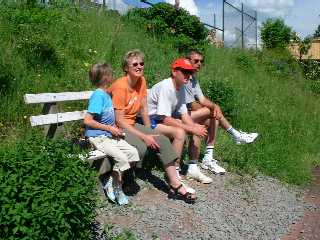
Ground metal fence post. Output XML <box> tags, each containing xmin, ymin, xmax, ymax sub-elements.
<box><xmin>241</xmin><ymin>3</ymin><xmax>244</xmax><ymax>49</ymax></box>
<box><xmin>255</xmin><ymin>10</ymin><xmax>258</xmax><ymax>52</ymax></box>
<box><xmin>222</xmin><ymin>0</ymin><xmax>225</xmax><ymax>43</ymax></box>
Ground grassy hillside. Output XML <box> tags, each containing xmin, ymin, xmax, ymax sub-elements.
<box><xmin>1</xmin><ymin>3</ymin><xmax>319</xmax><ymax>186</ymax></box>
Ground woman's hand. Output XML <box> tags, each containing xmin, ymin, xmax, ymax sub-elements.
<box><xmin>108</xmin><ymin>126</ymin><xmax>124</xmax><ymax>137</ymax></box>
<box><xmin>142</xmin><ymin>134</ymin><xmax>160</xmax><ymax>150</ymax></box>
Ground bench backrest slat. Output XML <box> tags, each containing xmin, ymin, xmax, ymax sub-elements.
<box><xmin>30</xmin><ymin>110</ymin><xmax>87</xmax><ymax>126</ymax></box>
<box><xmin>24</xmin><ymin>91</ymin><xmax>93</xmax><ymax>104</ymax></box>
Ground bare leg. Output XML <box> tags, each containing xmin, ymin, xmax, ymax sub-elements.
<box><xmin>155</xmin><ymin>124</ymin><xmax>186</xmax><ymax>157</ymax></box>
<box><xmin>164</xmin><ymin>161</ymin><xmax>196</xmax><ymax>197</ymax></box>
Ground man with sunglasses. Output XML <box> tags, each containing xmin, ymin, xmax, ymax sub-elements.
<box><xmin>147</xmin><ymin>58</ymin><xmax>213</xmax><ymax>184</ymax></box>
<box><xmin>185</xmin><ymin>50</ymin><xmax>259</xmax><ymax>174</ymax></box>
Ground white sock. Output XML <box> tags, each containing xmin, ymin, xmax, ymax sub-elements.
<box><xmin>227</xmin><ymin>126</ymin><xmax>241</xmax><ymax>138</ymax></box>
<box><xmin>204</xmin><ymin>145</ymin><xmax>214</xmax><ymax>160</ymax></box>
<box><xmin>188</xmin><ymin>162</ymin><xmax>198</xmax><ymax>170</ymax></box>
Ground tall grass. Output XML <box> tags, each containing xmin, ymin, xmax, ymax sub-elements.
<box><xmin>0</xmin><ymin>4</ymin><xmax>319</xmax><ymax>185</ymax></box>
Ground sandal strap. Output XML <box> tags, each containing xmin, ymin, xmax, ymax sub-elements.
<box><xmin>170</xmin><ymin>184</ymin><xmax>183</xmax><ymax>193</ymax></box>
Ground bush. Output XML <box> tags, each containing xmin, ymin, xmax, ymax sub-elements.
<box><xmin>258</xmin><ymin>49</ymin><xmax>300</xmax><ymax>80</ymax></box>
<box><xmin>235</xmin><ymin>52</ymin><xmax>256</xmax><ymax>72</ymax></box>
<box><xmin>0</xmin><ymin>133</ymin><xmax>98</xmax><ymax>239</ymax></box>
<box><xmin>125</xmin><ymin>3</ymin><xmax>209</xmax><ymax>52</ymax></box>
<box><xmin>260</xmin><ymin>18</ymin><xmax>292</xmax><ymax>49</ymax></box>
<box><xmin>200</xmin><ymin>79</ymin><xmax>236</xmax><ymax>119</ymax></box>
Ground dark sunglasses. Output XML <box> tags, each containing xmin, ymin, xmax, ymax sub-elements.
<box><xmin>192</xmin><ymin>59</ymin><xmax>204</xmax><ymax>64</ymax></box>
<box><xmin>176</xmin><ymin>68</ymin><xmax>193</xmax><ymax>75</ymax></box>
<box><xmin>131</xmin><ymin>62</ymin><xmax>144</xmax><ymax>67</ymax></box>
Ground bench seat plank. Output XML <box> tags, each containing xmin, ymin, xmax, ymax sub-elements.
<box><xmin>24</xmin><ymin>91</ymin><xmax>93</xmax><ymax>104</ymax></box>
<box><xmin>30</xmin><ymin>110</ymin><xmax>87</xmax><ymax>126</ymax></box>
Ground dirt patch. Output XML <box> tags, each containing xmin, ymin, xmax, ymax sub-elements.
<box><xmin>281</xmin><ymin>167</ymin><xmax>320</xmax><ymax>240</ymax></box>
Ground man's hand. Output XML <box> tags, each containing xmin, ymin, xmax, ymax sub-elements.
<box><xmin>191</xmin><ymin>124</ymin><xmax>207</xmax><ymax>138</ymax></box>
<box><xmin>211</xmin><ymin>104</ymin><xmax>223</xmax><ymax>120</ymax></box>
<box><xmin>142</xmin><ymin>134</ymin><xmax>160</xmax><ymax>150</ymax></box>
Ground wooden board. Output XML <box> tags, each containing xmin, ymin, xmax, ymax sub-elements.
<box><xmin>30</xmin><ymin>110</ymin><xmax>87</xmax><ymax>126</ymax></box>
<box><xmin>24</xmin><ymin>91</ymin><xmax>93</xmax><ymax>104</ymax></box>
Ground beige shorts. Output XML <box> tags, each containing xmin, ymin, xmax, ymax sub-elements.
<box><xmin>89</xmin><ymin>136</ymin><xmax>140</xmax><ymax>172</ymax></box>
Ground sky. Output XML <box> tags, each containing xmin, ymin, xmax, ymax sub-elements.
<box><xmin>95</xmin><ymin>0</ymin><xmax>320</xmax><ymax>39</ymax></box>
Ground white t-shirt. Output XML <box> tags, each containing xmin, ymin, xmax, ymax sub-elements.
<box><xmin>147</xmin><ymin>77</ymin><xmax>188</xmax><ymax>118</ymax></box>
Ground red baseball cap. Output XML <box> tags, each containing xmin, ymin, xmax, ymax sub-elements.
<box><xmin>171</xmin><ymin>58</ymin><xmax>195</xmax><ymax>71</ymax></box>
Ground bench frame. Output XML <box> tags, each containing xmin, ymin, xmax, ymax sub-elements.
<box><xmin>24</xmin><ymin>91</ymin><xmax>111</xmax><ymax>168</ymax></box>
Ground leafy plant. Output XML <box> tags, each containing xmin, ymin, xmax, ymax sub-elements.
<box><xmin>0</xmin><ymin>132</ymin><xmax>98</xmax><ymax>239</ymax></box>
<box><xmin>261</xmin><ymin>18</ymin><xmax>292</xmax><ymax>49</ymax></box>
<box><xmin>125</xmin><ymin>2</ymin><xmax>209</xmax><ymax>52</ymax></box>
<box><xmin>200</xmin><ymin>79</ymin><xmax>236</xmax><ymax>119</ymax></box>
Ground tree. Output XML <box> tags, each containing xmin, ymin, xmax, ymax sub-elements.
<box><xmin>261</xmin><ymin>18</ymin><xmax>292</xmax><ymax>49</ymax></box>
<box><xmin>299</xmin><ymin>36</ymin><xmax>312</xmax><ymax>60</ymax></box>
<box><xmin>313</xmin><ymin>25</ymin><xmax>320</xmax><ymax>38</ymax></box>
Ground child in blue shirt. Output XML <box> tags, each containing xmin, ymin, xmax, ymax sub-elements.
<box><xmin>84</xmin><ymin>63</ymin><xmax>140</xmax><ymax>205</ymax></box>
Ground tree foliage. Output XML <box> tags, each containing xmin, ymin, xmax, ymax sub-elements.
<box><xmin>260</xmin><ymin>18</ymin><xmax>292</xmax><ymax>49</ymax></box>
<box><xmin>313</xmin><ymin>24</ymin><xmax>320</xmax><ymax>38</ymax></box>
<box><xmin>125</xmin><ymin>3</ymin><xmax>209</xmax><ymax>52</ymax></box>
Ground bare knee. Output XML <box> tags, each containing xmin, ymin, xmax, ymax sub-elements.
<box><xmin>173</xmin><ymin>128</ymin><xmax>186</xmax><ymax>141</ymax></box>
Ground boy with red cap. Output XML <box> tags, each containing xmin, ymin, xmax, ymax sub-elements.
<box><xmin>147</xmin><ymin>58</ymin><xmax>213</xmax><ymax>184</ymax></box>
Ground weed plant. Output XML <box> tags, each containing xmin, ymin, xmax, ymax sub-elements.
<box><xmin>0</xmin><ymin>131</ymin><xmax>98</xmax><ymax>239</ymax></box>
<box><xmin>199</xmin><ymin>48</ymin><xmax>320</xmax><ymax>184</ymax></box>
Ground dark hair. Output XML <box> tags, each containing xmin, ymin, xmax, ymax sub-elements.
<box><xmin>122</xmin><ymin>49</ymin><xmax>145</xmax><ymax>73</ymax></box>
<box><xmin>89</xmin><ymin>63</ymin><xmax>113</xmax><ymax>87</ymax></box>
<box><xmin>186</xmin><ymin>50</ymin><xmax>204</xmax><ymax>60</ymax></box>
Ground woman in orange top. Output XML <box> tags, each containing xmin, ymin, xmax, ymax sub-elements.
<box><xmin>108</xmin><ymin>49</ymin><xmax>196</xmax><ymax>203</ymax></box>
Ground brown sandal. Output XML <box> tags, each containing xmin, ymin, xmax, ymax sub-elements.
<box><xmin>168</xmin><ymin>184</ymin><xmax>196</xmax><ymax>204</ymax></box>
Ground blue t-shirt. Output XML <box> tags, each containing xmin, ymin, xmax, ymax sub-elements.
<box><xmin>85</xmin><ymin>88</ymin><xmax>115</xmax><ymax>138</ymax></box>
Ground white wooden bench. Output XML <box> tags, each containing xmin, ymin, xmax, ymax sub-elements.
<box><xmin>24</xmin><ymin>91</ymin><xmax>112</xmax><ymax>171</ymax></box>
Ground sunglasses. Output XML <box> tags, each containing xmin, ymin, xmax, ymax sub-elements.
<box><xmin>176</xmin><ymin>68</ymin><xmax>193</xmax><ymax>75</ymax></box>
<box><xmin>131</xmin><ymin>62</ymin><xmax>144</xmax><ymax>67</ymax></box>
<box><xmin>192</xmin><ymin>59</ymin><xmax>204</xmax><ymax>64</ymax></box>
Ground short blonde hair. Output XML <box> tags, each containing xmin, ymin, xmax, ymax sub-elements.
<box><xmin>122</xmin><ymin>49</ymin><xmax>145</xmax><ymax>73</ymax></box>
<box><xmin>89</xmin><ymin>63</ymin><xmax>113</xmax><ymax>87</ymax></box>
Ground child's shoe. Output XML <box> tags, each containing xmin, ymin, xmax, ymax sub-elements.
<box><xmin>115</xmin><ymin>186</ymin><xmax>129</xmax><ymax>206</ymax></box>
<box><xmin>102</xmin><ymin>176</ymin><xmax>116</xmax><ymax>203</ymax></box>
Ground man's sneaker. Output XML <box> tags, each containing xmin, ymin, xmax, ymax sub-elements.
<box><xmin>187</xmin><ymin>164</ymin><xmax>213</xmax><ymax>184</ymax></box>
<box><xmin>102</xmin><ymin>177</ymin><xmax>116</xmax><ymax>203</ymax></box>
<box><xmin>181</xmin><ymin>182</ymin><xmax>195</xmax><ymax>194</ymax></box>
<box><xmin>201</xmin><ymin>159</ymin><xmax>226</xmax><ymax>175</ymax></box>
<box><xmin>234</xmin><ymin>131</ymin><xmax>259</xmax><ymax>145</ymax></box>
<box><xmin>114</xmin><ymin>186</ymin><xmax>129</xmax><ymax>206</ymax></box>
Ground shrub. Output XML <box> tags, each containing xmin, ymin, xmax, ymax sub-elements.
<box><xmin>235</xmin><ymin>52</ymin><xmax>256</xmax><ymax>72</ymax></box>
<box><xmin>260</xmin><ymin>18</ymin><xmax>292</xmax><ymax>49</ymax></box>
<box><xmin>125</xmin><ymin>3</ymin><xmax>209</xmax><ymax>52</ymax></box>
<box><xmin>258</xmin><ymin>49</ymin><xmax>300</xmax><ymax>80</ymax></box>
<box><xmin>0</xmin><ymin>132</ymin><xmax>98</xmax><ymax>239</ymax></box>
<box><xmin>0</xmin><ymin>57</ymin><xmax>15</xmax><ymax>96</ymax></box>
<box><xmin>200</xmin><ymin>79</ymin><xmax>236</xmax><ymax>119</ymax></box>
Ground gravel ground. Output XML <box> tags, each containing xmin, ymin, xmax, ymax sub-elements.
<box><xmin>95</xmin><ymin>169</ymin><xmax>307</xmax><ymax>240</ymax></box>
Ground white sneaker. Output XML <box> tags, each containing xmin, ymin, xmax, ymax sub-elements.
<box><xmin>187</xmin><ymin>164</ymin><xmax>213</xmax><ymax>184</ymax></box>
<box><xmin>234</xmin><ymin>131</ymin><xmax>259</xmax><ymax>145</ymax></box>
<box><xmin>201</xmin><ymin>158</ymin><xmax>226</xmax><ymax>175</ymax></box>
<box><xmin>101</xmin><ymin>177</ymin><xmax>116</xmax><ymax>203</ymax></box>
<box><xmin>114</xmin><ymin>186</ymin><xmax>129</xmax><ymax>206</ymax></box>
<box><xmin>181</xmin><ymin>182</ymin><xmax>195</xmax><ymax>194</ymax></box>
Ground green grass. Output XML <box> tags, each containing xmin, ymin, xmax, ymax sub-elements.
<box><xmin>0</xmin><ymin>3</ymin><xmax>319</xmax><ymax>185</ymax></box>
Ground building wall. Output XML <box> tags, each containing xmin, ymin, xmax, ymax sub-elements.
<box><xmin>289</xmin><ymin>38</ymin><xmax>320</xmax><ymax>60</ymax></box>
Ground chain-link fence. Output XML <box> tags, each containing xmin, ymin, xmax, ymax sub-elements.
<box><xmin>223</xmin><ymin>0</ymin><xmax>257</xmax><ymax>50</ymax></box>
